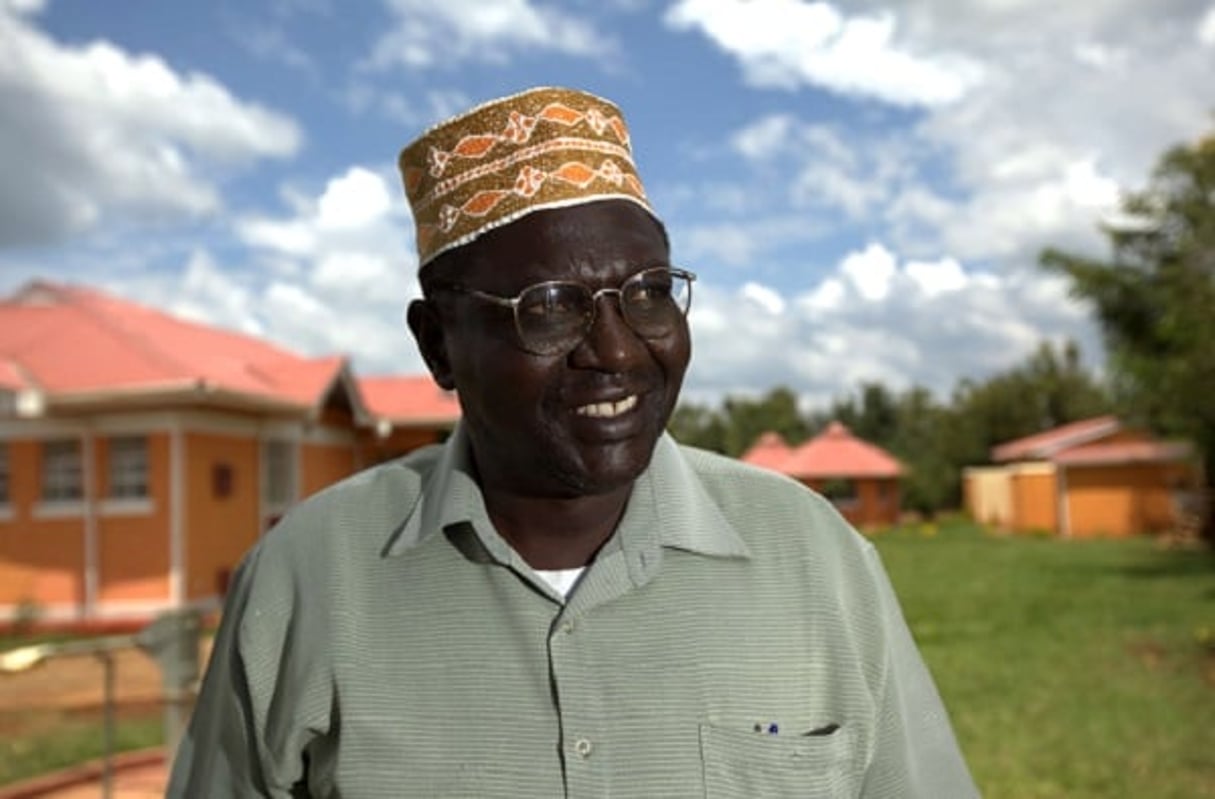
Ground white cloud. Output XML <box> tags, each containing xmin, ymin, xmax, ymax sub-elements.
<box><xmin>1199</xmin><ymin>5</ymin><xmax>1215</xmax><ymax>45</ymax></box>
<box><xmin>0</xmin><ymin>1</ymin><xmax>301</xmax><ymax>247</ymax></box>
<box><xmin>345</xmin><ymin>85</ymin><xmax>473</xmax><ymax>129</ymax></box>
<box><xmin>905</xmin><ymin>257</ymin><xmax>966</xmax><ymax>297</ymax></box>
<box><xmin>316</xmin><ymin>168</ymin><xmax>393</xmax><ymax>231</ymax></box>
<box><xmin>684</xmin><ymin>242</ymin><xmax>1098</xmax><ymax>405</ymax></box>
<box><xmin>229</xmin><ymin>23</ymin><xmax>317</xmax><ymax>74</ymax></box>
<box><xmin>217</xmin><ymin>164</ymin><xmax>422</xmax><ymax>372</ymax></box>
<box><xmin>365</xmin><ymin>0</ymin><xmax>612</xmax><ymax>70</ymax></box>
<box><xmin>840</xmin><ymin>243</ymin><xmax>896</xmax><ymax>301</ymax></box>
<box><xmin>105</xmin><ymin>163</ymin><xmax>426</xmax><ymax>376</ymax></box>
<box><xmin>731</xmin><ymin>114</ymin><xmax>795</xmax><ymax>160</ymax></box>
<box><xmin>236</xmin><ymin>218</ymin><xmax>317</xmax><ymax>257</ymax></box>
<box><xmin>664</xmin><ymin>0</ymin><xmax>983</xmax><ymax>107</ymax></box>
<box><xmin>741</xmin><ymin>281</ymin><xmax>786</xmax><ymax>314</ymax></box>
<box><xmin>169</xmin><ymin>250</ymin><xmax>265</xmax><ymax>337</ymax></box>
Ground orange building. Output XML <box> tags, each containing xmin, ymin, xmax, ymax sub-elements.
<box><xmin>0</xmin><ymin>281</ymin><xmax>459</xmax><ymax>626</ymax></box>
<box><xmin>963</xmin><ymin>415</ymin><xmax>1195</xmax><ymax>537</ymax></box>
<box><xmin>741</xmin><ymin>423</ymin><xmax>903</xmax><ymax>528</ymax></box>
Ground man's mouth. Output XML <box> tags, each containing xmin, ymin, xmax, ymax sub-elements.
<box><xmin>574</xmin><ymin>394</ymin><xmax>639</xmax><ymax>418</ymax></box>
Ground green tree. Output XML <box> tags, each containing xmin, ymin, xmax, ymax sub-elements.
<box><xmin>667</xmin><ymin>402</ymin><xmax>728</xmax><ymax>453</ymax></box>
<box><xmin>949</xmin><ymin>340</ymin><xmax>1111</xmax><ymax>465</ymax></box>
<box><xmin>823</xmin><ymin>382</ymin><xmax>900</xmax><ymax>446</ymax></box>
<box><xmin>888</xmin><ymin>387</ymin><xmax>956</xmax><ymax>516</ymax></box>
<box><xmin>1041</xmin><ymin>131</ymin><xmax>1215</xmax><ymax>536</ymax></box>
<box><xmin>720</xmin><ymin>386</ymin><xmax>812</xmax><ymax>457</ymax></box>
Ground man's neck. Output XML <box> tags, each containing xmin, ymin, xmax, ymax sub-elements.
<box><xmin>480</xmin><ymin>484</ymin><xmax>632</xmax><ymax>570</ymax></box>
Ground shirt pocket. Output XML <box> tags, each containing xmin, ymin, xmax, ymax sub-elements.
<box><xmin>699</xmin><ymin>723</ymin><xmax>860</xmax><ymax>799</ymax></box>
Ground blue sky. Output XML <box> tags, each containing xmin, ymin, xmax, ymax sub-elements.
<box><xmin>2</xmin><ymin>0</ymin><xmax>1214</xmax><ymax>407</ymax></box>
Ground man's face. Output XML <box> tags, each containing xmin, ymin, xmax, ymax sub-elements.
<box><xmin>423</xmin><ymin>200</ymin><xmax>691</xmax><ymax>498</ymax></box>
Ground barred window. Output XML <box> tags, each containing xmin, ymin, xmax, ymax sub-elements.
<box><xmin>108</xmin><ymin>436</ymin><xmax>149</xmax><ymax>499</ymax></box>
<box><xmin>262</xmin><ymin>439</ymin><xmax>297</xmax><ymax>507</ymax></box>
<box><xmin>42</xmin><ymin>439</ymin><xmax>83</xmax><ymax>502</ymax></box>
<box><xmin>821</xmin><ymin>477</ymin><xmax>859</xmax><ymax>509</ymax></box>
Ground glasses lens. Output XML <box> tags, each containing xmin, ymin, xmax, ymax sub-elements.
<box><xmin>621</xmin><ymin>268</ymin><xmax>691</xmax><ymax>337</ymax></box>
<box><xmin>515</xmin><ymin>283</ymin><xmax>593</xmax><ymax>354</ymax></box>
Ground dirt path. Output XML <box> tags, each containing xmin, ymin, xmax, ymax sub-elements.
<box><xmin>0</xmin><ymin>648</ymin><xmax>164</xmax><ymax>713</ymax></box>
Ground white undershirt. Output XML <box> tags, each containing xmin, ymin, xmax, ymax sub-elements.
<box><xmin>534</xmin><ymin>567</ymin><xmax>586</xmax><ymax>600</ymax></box>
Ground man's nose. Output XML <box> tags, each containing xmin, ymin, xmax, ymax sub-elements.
<box><xmin>569</xmin><ymin>291</ymin><xmax>646</xmax><ymax>368</ymax></box>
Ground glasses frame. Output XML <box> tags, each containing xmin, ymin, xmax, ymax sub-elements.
<box><xmin>437</xmin><ymin>265</ymin><xmax>696</xmax><ymax>356</ymax></box>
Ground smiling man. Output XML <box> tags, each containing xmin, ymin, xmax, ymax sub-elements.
<box><xmin>169</xmin><ymin>87</ymin><xmax>978</xmax><ymax>797</ymax></box>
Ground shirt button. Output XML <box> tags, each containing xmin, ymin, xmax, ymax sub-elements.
<box><xmin>561</xmin><ymin>620</ymin><xmax>576</xmax><ymax>635</ymax></box>
<box><xmin>573</xmin><ymin>738</ymin><xmax>593</xmax><ymax>758</ymax></box>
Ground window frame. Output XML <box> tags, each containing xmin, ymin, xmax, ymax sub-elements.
<box><xmin>261</xmin><ymin>438</ymin><xmax>298</xmax><ymax>529</ymax></box>
<box><xmin>41</xmin><ymin>438</ymin><xmax>84</xmax><ymax>504</ymax></box>
<box><xmin>107</xmin><ymin>435</ymin><xmax>150</xmax><ymax>500</ymax></box>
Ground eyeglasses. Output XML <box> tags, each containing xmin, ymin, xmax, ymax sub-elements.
<box><xmin>436</xmin><ymin>266</ymin><xmax>696</xmax><ymax>356</ymax></box>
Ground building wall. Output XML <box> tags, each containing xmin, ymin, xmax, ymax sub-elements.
<box><xmin>802</xmin><ymin>476</ymin><xmax>900</xmax><ymax>528</ymax></box>
<box><xmin>95</xmin><ymin>432</ymin><xmax>171</xmax><ymax>603</ymax></box>
<box><xmin>1009</xmin><ymin>464</ymin><xmax>1058</xmax><ymax>534</ymax></box>
<box><xmin>0</xmin><ymin>438</ymin><xmax>85</xmax><ymax>610</ymax></box>
<box><xmin>184</xmin><ymin>432</ymin><xmax>260</xmax><ymax>601</ymax></box>
<box><xmin>0</xmin><ymin>434</ymin><xmax>85</xmax><ymax>609</ymax></box>
<box><xmin>360</xmin><ymin>427</ymin><xmax>447</xmax><ymax>466</ymax></box>
<box><xmin>963</xmin><ymin>467</ymin><xmax>1013</xmax><ymax>527</ymax></box>
<box><xmin>1065</xmin><ymin>462</ymin><xmax>1191</xmax><ymax>537</ymax></box>
<box><xmin>301</xmin><ymin>438</ymin><xmax>357</xmax><ymax>498</ymax></box>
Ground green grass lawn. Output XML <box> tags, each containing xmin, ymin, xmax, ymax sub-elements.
<box><xmin>874</xmin><ymin>520</ymin><xmax>1215</xmax><ymax>799</ymax></box>
<box><xmin>0</xmin><ymin>708</ymin><xmax>163</xmax><ymax>786</ymax></box>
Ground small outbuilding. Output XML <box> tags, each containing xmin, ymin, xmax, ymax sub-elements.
<box><xmin>963</xmin><ymin>415</ymin><xmax>1196</xmax><ymax>537</ymax></box>
<box><xmin>741</xmin><ymin>422</ymin><xmax>903</xmax><ymax>528</ymax></box>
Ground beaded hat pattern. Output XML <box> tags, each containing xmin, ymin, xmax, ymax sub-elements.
<box><xmin>398</xmin><ymin>87</ymin><xmax>654</xmax><ymax>269</ymax></box>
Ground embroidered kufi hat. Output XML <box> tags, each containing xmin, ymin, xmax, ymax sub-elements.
<box><xmin>398</xmin><ymin>86</ymin><xmax>655</xmax><ymax>270</ymax></box>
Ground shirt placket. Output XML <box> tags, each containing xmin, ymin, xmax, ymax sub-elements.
<box><xmin>549</xmin><ymin>606</ymin><xmax>608</xmax><ymax>798</ymax></box>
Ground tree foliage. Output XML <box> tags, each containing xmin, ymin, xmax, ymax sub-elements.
<box><xmin>1041</xmin><ymin>130</ymin><xmax>1215</xmax><ymax>532</ymax></box>
<box><xmin>670</xmin><ymin>341</ymin><xmax>1110</xmax><ymax>515</ymax></box>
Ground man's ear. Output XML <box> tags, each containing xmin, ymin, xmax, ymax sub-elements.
<box><xmin>407</xmin><ymin>299</ymin><xmax>456</xmax><ymax>391</ymax></box>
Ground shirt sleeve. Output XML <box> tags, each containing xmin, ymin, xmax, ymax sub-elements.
<box><xmin>165</xmin><ymin>546</ymin><xmax>319</xmax><ymax>797</ymax></box>
<box><xmin>859</xmin><ymin>545</ymin><xmax>981</xmax><ymax>798</ymax></box>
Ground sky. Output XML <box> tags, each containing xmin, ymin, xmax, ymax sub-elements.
<box><xmin>1</xmin><ymin>0</ymin><xmax>1213</xmax><ymax>409</ymax></box>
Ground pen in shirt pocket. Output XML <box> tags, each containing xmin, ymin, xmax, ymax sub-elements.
<box><xmin>752</xmin><ymin>721</ymin><xmax>841</xmax><ymax>736</ymax></box>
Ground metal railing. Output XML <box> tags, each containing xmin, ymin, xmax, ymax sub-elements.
<box><xmin>0</xmin><ymin>609</ymin><xmax>202</xmax><ymax>798</ymax></box>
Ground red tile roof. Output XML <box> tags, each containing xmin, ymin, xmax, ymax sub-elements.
<box><xmin>739</xmin><ymin>431</ymin><xmax>795</xmax><ymax>472</ymax></box>
<box><xmin>991</xmin><ymin>415</ymin><xmax>1121</xmax><ymax>463</ymax></box>
<box><xmin>0</xmin><ymin>359</ymin><xmax>24</xmax><ymax>391</ymax></box>
<box><xmin>1053</xmin><ymin>440</ymin><xmax>1193</xmax><ymax>467</ymax></box>
<box><xmin>0</xmin><ymin>281</ymin><xmax>350</xmax><ymax>409</ymax></box>
<box><xmin>0</xmin><ymin>281</ymin><xmax>453</xmax><ymax>428</ymax></box>
<box><xmin>359</xmin><ymin>375</ymin><xmax>460</xmax><ymax>426</ymax></box>
<box><xmin>778</xmin><ymin>421</ymin><xmax>903</xmax><ymax>479</ymax></box>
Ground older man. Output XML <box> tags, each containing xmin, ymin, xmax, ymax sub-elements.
<box><xmin>169</xmin><ymin>87</ymin><xmax>977</xmax><ymax>797</ymax></box>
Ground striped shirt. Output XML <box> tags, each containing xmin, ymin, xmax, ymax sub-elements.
<box><xmin>168</xmin><ymin>427</ymin><xmax>978</xmax><ymax>797</ymax></box>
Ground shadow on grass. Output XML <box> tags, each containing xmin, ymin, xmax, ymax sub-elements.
<box><xmin>1119</xmin><ymin>547</ymin><xmax>1215</xmax><ymax>580</ymax></box>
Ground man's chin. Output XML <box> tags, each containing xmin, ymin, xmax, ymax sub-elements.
<box><xmin>553</xmin><ymin>436</ymin><xmax>660</xmax><ymax>497</ymax></box>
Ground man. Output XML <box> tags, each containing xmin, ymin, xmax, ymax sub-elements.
<box><xmin>169</xmin><ymin>87</ymin><xmax>978</xmax><ymax>797</ymax></box>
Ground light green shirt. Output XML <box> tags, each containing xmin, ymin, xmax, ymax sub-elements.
<box><xmin>169</xmin><ymin>428</ymin><xmax>978</xmax><ymax>797</ymax></box>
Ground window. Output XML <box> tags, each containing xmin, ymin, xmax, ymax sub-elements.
<box><xmin>42</xmin><ymin>439</ymin><xmax>83</xmax><ymax>502</ymax></box>
<box><xmin>820</xmin><ymin>478</ymin><xmax>858</xmax><ymax>509</ymax></box>
<box><xmin>0</xmin><ymin>443</ymin><xmax>9</xmax><ymax>505</ymax></box>
<box><xmin>262</xmin><ymin>439</ymin><xmax>297</xmax><ymax>508</ymax></box>
<box><xmin>108</xmin><ymin>436</ymin><xmax>149</xmax><ymax>499</ymax></box>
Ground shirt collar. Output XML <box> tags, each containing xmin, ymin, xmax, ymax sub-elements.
<box><xmin>382</xmin><ymin>424</ymin><xmax>751</xmax><ymax>564</ymax></box>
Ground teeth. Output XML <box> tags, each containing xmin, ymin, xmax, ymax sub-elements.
<box><xmin>576</xmin><ymin>395</ymin><xmax>638</xmax><ymax>418</ymax></box>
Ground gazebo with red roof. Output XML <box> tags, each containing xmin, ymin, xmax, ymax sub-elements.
<box><xmin>743</xmin><ymin>422</ymin><xmax>903</xmax><ymax>528</ymax></box>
